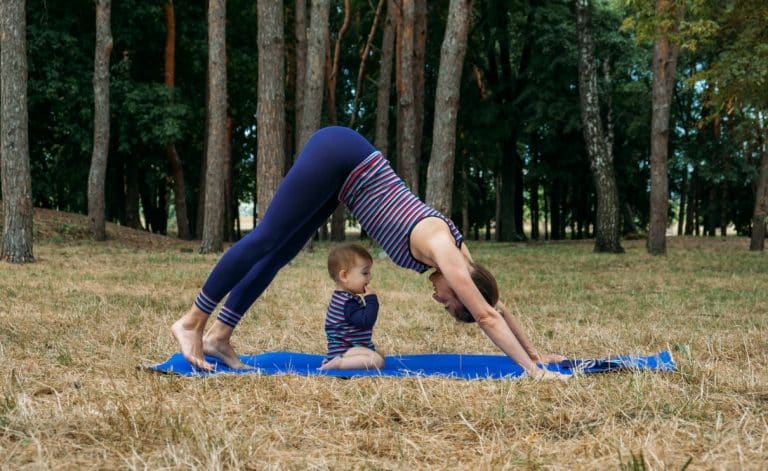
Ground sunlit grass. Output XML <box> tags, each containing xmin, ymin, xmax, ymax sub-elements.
<box><xmin>1</xmin><ymin>235</ymin><xmax>766</xmax><ymax>468</ymax></box>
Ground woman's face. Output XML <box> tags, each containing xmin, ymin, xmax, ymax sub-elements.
<box><xmin>428</xmin><ymin>270</ymin><xmax>465</xmax><ymax>320</ymax></box>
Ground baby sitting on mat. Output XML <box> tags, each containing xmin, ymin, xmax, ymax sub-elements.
<box><xmin>319</xmin><ymin>243</ymin><xmax>385</xmax><ymax>371</ymax></box>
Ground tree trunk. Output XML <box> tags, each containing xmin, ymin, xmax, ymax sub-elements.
<box><xmin>425</xmin><ymin>0</ymin><xmax>473</xmax><ymax>215</ymax></box>
<box><xmin>124</xmin><ymin>156</ymin><xmax>141</xmax><ymax>229</ymax></box>
<box><xmin>749</xmin><ymin>114</ymin><xmax>768</xmax><ymax>250</ymax></box>
<box><xmin>374</xmin><ymin>0</ymin><xmax>395</xmax><ymax>155</ymax></box>
<box><xmin>684</xmin><ymin>164</ymin><xmax>696</xmax><ymax>235</ymax></box>
<box><xmin>297</xmin><ymin>0</ymin><xmax>330</xmax><ymax>149</ymax></box>
<box><xmin>196</xmin><ymin>119</ymin><xmax>208</xmax><ymax>238</ymax></box>
<box><xmin>86</xmin><ymin>0</ymin><xmax>112</xmax><ymax>242</ymax></box>
<box><xmin>325</xmin><ymin>0</ymin><xmax>350</xmax><ymax>242</ymax></box>
<box><xmin>0</xmin><ymin>0</ymin><xmax>34</xmax><ymax>263</ymax></box>
<box><xmin>350</xmin><ymin>0</ymin><xmax>385</xmax><ymax>129</ymax></box>
<box><xmin>461</xmin><ymin>161</ymin><xmax>469</xmax><ymax>234</ymax></box>
<box><xmin>200</xmin><ymin>0</ymin><xmax>227</xmax><ymax>253</ymax></box>
<box><xmin>325</xmin><ymin>0</ymin><xmax>350</xmax><ymax>127</ymax></box>
<box><xmin>720</xmin><ymin>120</ymin><xmax>732</xmax><ymax>236</ymax></box>
<box><xmin>678</xmin><ymin>165</ymin><xmax>687</xmax><ymax>235</ymax></box>
<box><xmin>530</xmin><ymin>178</ymin><xmax>539</xmax><ymax>240</ymax></box>
<box><xmin>574</xmin><ymin>0</ymin><xmax>623</xmax><ymax>253</ymax></box>
<box><xmin>257</xmin><ymin>0</ymin><xmax>286</xmax><ymax>221</ymax></box>
<box><xmin>396</xmin><ymin>0</ymin><xmax>418</xmax><ymax>193</ymax></box>
<box><xmin>498</xmin><ymin>143</ymin><xmax>520</xmax><ymax>241</ymax></box>
<box><xmin>163</xmin><ymin>0</ymin><xmax>191</xmax><ymax>240</ymax></box>
<box><xmin>223</xmin><ymin>116</ymin><xmax>233</xmax><ymax>241</ymax></box>
<box><xmin>647</xmin><ymin>0</ymin><xmax>684</xmax><ymax>255</ymax></box>
<box><xmin>294</xmin><ymin>0</ymin><xmax>307</xmax><ymax>152</ymax></box>
<box><xmin>412</xmin><ymin>0</ymin><xmax>427</xmax><ymax>188</ymax></box>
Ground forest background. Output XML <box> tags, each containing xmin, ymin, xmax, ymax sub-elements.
<box><xmin>1</xmin><ymin>1</ymin><xmax>767</xmax><ymax>468</ymax></box>
<box><xmin>2</xmin><ymin>0</ymin><xmax>767</xmax><ymax>261</ymax></box>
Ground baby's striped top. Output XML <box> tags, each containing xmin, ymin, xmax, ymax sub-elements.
<box><xmin>325</xmin><ymin>291</ymin><xmax>375</xmax><ymax>358</ymax></box>
<box><xmin>339</xmin><ymin>151</ymin><xmax>463</xmax><ymax>273</ymax></box>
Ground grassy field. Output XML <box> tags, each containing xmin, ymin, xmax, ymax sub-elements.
<box><xmin>1</xmin><ymin>214</ymin><xmax>766</xmax><ymax>469</ymax></box>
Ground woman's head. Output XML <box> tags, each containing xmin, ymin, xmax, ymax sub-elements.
<box><xmin>428</xmin><ymin>262</ymin><xmax>499</xmax><ymax>323</ymax></box>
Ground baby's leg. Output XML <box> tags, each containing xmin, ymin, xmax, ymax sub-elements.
<box><xmin>320</xmin><ymin>347</ymin><xmax>385</xmax><ymax>370</ymax></box>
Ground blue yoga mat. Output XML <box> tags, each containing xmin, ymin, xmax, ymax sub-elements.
<box><xmin>144</xmin><ymin>350</ymin><xmax>676</xmax><ymax>379</ymax></box>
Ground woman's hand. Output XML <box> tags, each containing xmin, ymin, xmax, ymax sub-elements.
<box><xmin>530</xmin><ymin>352</ymin><xmax>568</xmax><ymax>364</ymax></box>
<box><xmin>526</xmin><ymin>367</ymin><xmax>570</xmax><ymax>381</ymax></box>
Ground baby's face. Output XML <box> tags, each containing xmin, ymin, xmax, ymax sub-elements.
<box><xmin>342</xmin><ymin>258</ymin><xmax>372</xmax><ymax>295</ymax></box>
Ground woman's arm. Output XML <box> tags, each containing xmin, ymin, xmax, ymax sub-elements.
<box><xmin>432</xmin><ymin>244</ymin><xmax>539</xmax><ymax>372</ymax></box>
<box><xmin>495</xmin><ymin>301</ymin><xmax>567</xmax><ymax>363</ymax></box>
<box><xmin>495</xmin><ymin>301</ymin><xmax>539</xmax><ymax>359</ymax></box>
<box><xmin>411</xmin><ymin>218</ymin><xmax>567</xmax><ymax>378</ymax></box>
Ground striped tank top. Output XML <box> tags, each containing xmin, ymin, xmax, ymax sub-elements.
<box><xmin>325</xmin><ymin>291</ymin><xmax>375</xmax><ymax>358</ymax></box>
<box><xmin>339</xmin><ymin>151</ymin><xmax>463</xmax><ymax>273</ymax></box>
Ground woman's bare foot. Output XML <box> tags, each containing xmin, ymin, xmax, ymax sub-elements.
<box><xmin>171</xmin><ymin>310</ymin><xmax>214</xmax><ymax>371</ymax></box>
<box><xmin>202</xmin><ymin>327</ymin><xmax>252</xmax><ymax>370</ymax></box>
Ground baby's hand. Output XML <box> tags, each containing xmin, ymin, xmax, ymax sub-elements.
<box><xmin>364</xmin><ymin>286</ymin><xmax>376</xmax><ymax>296</ymax></box>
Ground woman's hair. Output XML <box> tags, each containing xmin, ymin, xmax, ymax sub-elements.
<box><xmin>454</xmin><ymin>262</ymin><xmax>500</xmax><ymax>323</ymax></box>
<box><xmin>327</xmin><ymin>243</ymin><xmax>373</xmax><ymax>282</ymax></box>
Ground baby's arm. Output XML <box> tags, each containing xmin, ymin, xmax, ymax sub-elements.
<box><xmin>343</xmin><ymin>295</ymin><xmax>379</xmax><ymax>329</ymax></box>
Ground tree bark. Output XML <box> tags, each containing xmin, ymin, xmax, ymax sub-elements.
<box><xmin>425</xmin><ymin>0</ymin><xmax>473</xmax><ymax>216</ymax></box>
<box><xmin>200</xmin><ymin>0</ymin><xmax>227</xmax><ymax>253</ymax></box>
<box><xmin>297</xmin><ymin>0</ymin><xmax>330</xmax><ymax>149</ymax></box>
<box><xmin>575</xmin><ymin>0</ymin><xmax>624</xmax><ymax>253</ymax></box>
<box><xmin>86</xmin><ymin>0</ymin><xmax>112</xmax><ymax>242</ymax></box>
<box><xmin>374</xmin><ymin>0</ymin><xmax>395</xmax><ymax>155</ymax></box>
<box><xmin>163</xmin><ymin>0</ymin><xmax>191</xmax><ymax>239</ymax></box>
<box><xmin>684</xmin><ymin>164</ymin><xmax>696</xmax><ymax>235</ymax></box>
<box><xmin>294</xmin><ymin>0</ymin><xmax>307</xmax><ymax>151</ymax></box>
<box><xmin>325</xmin><ymin>0</ymin><xmax>350</xmax><ymax>126</ymax></box>
<box><xmin>325</xmin><ymin>0</ymin><xmax>350</xmax><ymax>242</ymax></box>
<box><xmin>396</xmin><ymin>0</ymin><xmax>418</xmax><ymax>194</ymax></box>
<box><xmin>257</xmin><ymin>0</ymin><xmax>286</xmax><ymax>220</ymax></box>
<box><xmin>530</xmin><ymin>178</ymin><xmax>540</xmax><ymax>240</ymax></box>
<box><xmin>0</xmin><ymin>0</ymin><xmax>34</xmax><ymax>263</ymax></box>
<box><xmin>223</xmin><ymin>117</ymin><xmax>233</xmax><ymax>241</ymax></box>
<box><xmin>678</xmin><ymin>164</ymin><xmax>687</xmax><ymax>235</ymax></box>
<box><xmin>749</xmin><ymin>113</ymin><xmax>768</xmax><ymax>250</ymax></box>
<box><xmin>124</xmin><ymin>156</ymin><xmax>141</xmax><ymax>229</ymax></box>
<box><xmin>412</xmin><ymin>0</ymin><xmax>427</xmax><ymax>185</ymax></box>
<box><xmin>350</xmin><ymin>0</ymin><xmax>385</xmax><ymax>129</ymax></box>
<box><xmin>647</xmin><ymin>0</ymin><xmax>684</xmax><ymax>255</ymax></box>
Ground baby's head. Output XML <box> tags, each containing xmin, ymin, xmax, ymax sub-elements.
<box><xmin>327</xmin><ymin>243</ymin><xmax>374</xmax><ymax>295</ymax></box>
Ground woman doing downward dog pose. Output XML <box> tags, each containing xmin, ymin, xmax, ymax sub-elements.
<box><xmin>171</xmin><ymin>126</ymin><xmax>568</xmax><ymax>380</ymax></box>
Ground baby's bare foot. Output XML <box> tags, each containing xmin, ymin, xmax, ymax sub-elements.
<box><xmin>203</xmin><ymin>336</ymin><xmax>251</xmax><ymax>370</ymax></box>
<box><xmin>318</xmin><ymin>356</ymin><xmax>342</xmax><ymax>370</ymax></box>
<box><xmin>172</xmin><ymin>318</ymin><xmax>214</xmax><ymax>371</ymax></box>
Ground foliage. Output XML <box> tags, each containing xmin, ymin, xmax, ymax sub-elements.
<box><xmin>18</xmin><ymin>0</ymin><xmax>767</xmax><ymax>240</ymax></box>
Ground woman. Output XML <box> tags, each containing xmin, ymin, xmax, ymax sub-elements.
<box><xmin>172</xmin><ymin>126</ymin><xmax>567</xmax><ymax>380</ymax></box>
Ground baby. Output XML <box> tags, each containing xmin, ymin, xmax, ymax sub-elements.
<box><xmin>319</xmin><ymin>243</ymin><xmax>385</xmax><ymax>370</ymax></box>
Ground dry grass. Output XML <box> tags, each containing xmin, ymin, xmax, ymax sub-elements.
<box><xmin>1</xmin><ymin>214</ymin><xmax>767</xmax><ymax>469</ymax></box>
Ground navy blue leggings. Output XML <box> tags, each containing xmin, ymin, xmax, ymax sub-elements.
<box><xmin>195</xmin><ymin>126</ymin><xmax>376</xmax><ymax>327</ymax></box>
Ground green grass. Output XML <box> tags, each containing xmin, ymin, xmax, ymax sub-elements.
<box><xmin>0</xmin><ymin>236</ymin><xmax>766</xmax><ymax>469</ymax></box>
